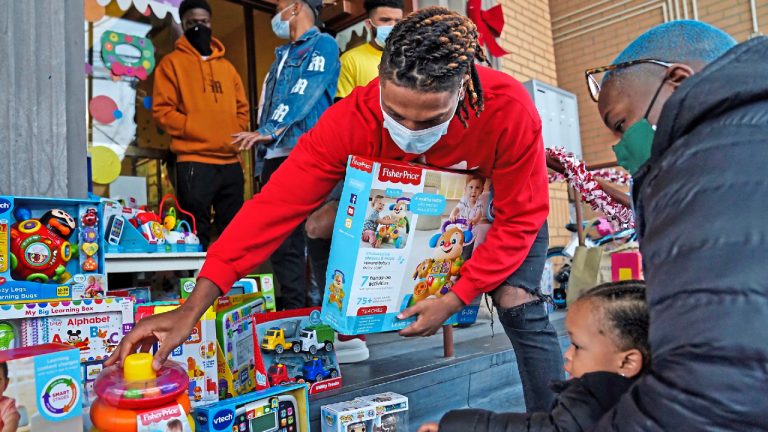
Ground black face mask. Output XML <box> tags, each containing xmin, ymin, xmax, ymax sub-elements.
<box><xmin>185</xmin><ymin>25</ymin><xmax>212</xmax><ymax>56</ymax></box>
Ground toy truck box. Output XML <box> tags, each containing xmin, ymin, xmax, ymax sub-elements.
<box><xmin>0</xmin><ymin>344</ymin><xmax>83</xmax><ymax>431</ymax></box>
<box><xmin>195</xmin><ymin>382</ymin><xmax>309</xmax><ymax>432</ymax></box>
<box><xmin>214</xmin><ymin>293</ymin><xmax>267</xmax><ymax>399</ymax></box>
<box><xmin>254</xmin><ymin>308</ymin><xmax>341</xmax><ymax>395</ymax></box>
<box><xmin>134</xmin><ymin>301</ymin><xmax>219</xmax><ymax>408</ymax></box>
<box><xmin>0</xmin><ymin>297</ymin><xmax>135</xmax><ymax>363</ymax></box>
<box><xmin>0</xmin><ymin>196</ymin><xmax>106</xmax><ymax>303</ymax></box>
<box><xmin>321</xmin><ymin>157</ymin><xmax>486</xmax><ymax>334</ymax></box>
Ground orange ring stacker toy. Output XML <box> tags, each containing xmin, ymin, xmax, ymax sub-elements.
<box><xmin>90</xmin><ymin>353</ymin><xmax>194</xmax><ymax>431</ymax></box>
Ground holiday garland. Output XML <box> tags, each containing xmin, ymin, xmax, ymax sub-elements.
<box><xmin>547</xmin><ymin>147</ymin><xmax>635</xmax><ymax>228</ymax></box>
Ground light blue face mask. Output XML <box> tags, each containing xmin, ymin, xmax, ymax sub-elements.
<box><xmin>373</xmin><ymin>24</ymin><xmax>394</xmax><ymax>46</ymax></box>
<box><xmin>381</xmin><ymin>91</ymin><xmax>460</xmax><ymax>154</ymax></box>
<box><xmin>271</xmin><ymin>4</ymin><xmax>295</xmax><ymax>40</ymax></box>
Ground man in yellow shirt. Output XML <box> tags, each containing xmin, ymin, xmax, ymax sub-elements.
<box><xmin>304</xmin><ymin>0</ymin><xmax>404</xmax><ymax>364</ymax></box>
<box><xmin>335</xmin><ymin>0</ymin><xmax>404</xmax><ymax>99</ymax></box>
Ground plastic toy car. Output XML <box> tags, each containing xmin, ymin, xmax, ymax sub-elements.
<box><xmin>267</xmin><ymin>363</ymin><xmax>298</xmax><ymax>386</ymax></box>
<box><xmin>301</xmin><ymin>357</ymin><xmax>338</xmax><ymax>383</ymax></box>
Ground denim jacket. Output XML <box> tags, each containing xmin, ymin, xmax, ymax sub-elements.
<box><xmin>257</xmin><ymin>27</ymin><xmax>340</xmax><ymax>164</ymax></box>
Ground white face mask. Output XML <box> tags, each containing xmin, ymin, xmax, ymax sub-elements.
<box><xmin>271</xmin><ymin>4</ymin><xmax>296</xmax><ymax>39</ymax></box>
<box><xmin>381</xmin><ymin>90</ymin><xmax>461</xmax><ymax>154</ymax></box>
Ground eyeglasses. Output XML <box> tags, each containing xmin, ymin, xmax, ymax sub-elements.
<box><xmin>585</xmin><ymin>59</ymin><xmax>672</xmax><ymax>102</ymax></box>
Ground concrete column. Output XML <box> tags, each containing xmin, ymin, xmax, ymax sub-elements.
<box><xmin>0</xmin><ymin>0</ymin><xmax>88</xmax><ymax>198</ymax></box>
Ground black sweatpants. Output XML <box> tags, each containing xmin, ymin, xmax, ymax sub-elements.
<box><xmin>261</xmin><ymin>157</ymin><xmax>308</xmax><ymax>310</ymax></box>
<box><xmin>175</xmin><ymin>161</ymin><xmax>244</xmax><ymax>249</ymax></box>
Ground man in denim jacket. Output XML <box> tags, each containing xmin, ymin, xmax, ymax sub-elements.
<box><xmin>233</xmin><ymin>0</ymin><xmax>340</xmax><ymax>309</ymax></box>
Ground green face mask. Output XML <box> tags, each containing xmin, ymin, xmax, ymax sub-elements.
<box><xmin>612</xmin><ymin>119</ymin><xmax>654</xmax><ymax>174</ymax></box>
<box><xmin>612</xmin><ymin>77</ymin><xmax>667</xmax><ymax>174</ymax></box>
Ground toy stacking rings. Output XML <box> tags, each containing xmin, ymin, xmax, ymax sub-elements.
<box><xmin>91</xmin><ymin>353</ymin><xmax>192</xmax><ymax>432</ymax></box>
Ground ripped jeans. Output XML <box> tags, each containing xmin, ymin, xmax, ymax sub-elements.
<box><xmin>493</xmin><ymin>223</ymin><xmax>565</xmax><ymax>411</ymax></box>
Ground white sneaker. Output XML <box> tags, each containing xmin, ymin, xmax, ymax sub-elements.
<box><xmin>335</xmin><ymin>335</ymin><xmax>370</xmax><ymax>363</ymax></box>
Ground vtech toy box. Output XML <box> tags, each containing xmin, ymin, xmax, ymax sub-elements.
<box><xmin>0</xmin><ymin>344</ymin><xmax>83</xmax><ymax>431</ymax></box>
<box><xmin>0</xmin><ymin>196</ymin><xmax>106</xmax><ymax>303</ymax></box>
<box><xmin>321</xmin><ymin>157</ymin><xmax>485</xmax><ymax>334</ymax></box>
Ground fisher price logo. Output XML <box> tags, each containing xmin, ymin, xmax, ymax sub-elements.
<box><xmin>350</xmin><ymin>157</ymin><xmax>373</xmax><ymax>173</ymax></box>
<box><xmin>139</xmin><ymin>404</ymin><xmax>185</xmax><ymax>426</ymax></box>
<box><xmin>378</xmin><ymin>163</ymin><xmax>422</xmax><ymax>186</ymax></box>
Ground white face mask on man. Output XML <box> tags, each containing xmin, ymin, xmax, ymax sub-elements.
<box><xmin>381</xmin><ymin>88</ymin><xmax>463</xmax><ymax>154</ymax></box>
<box><xmin>271</xmin><ymin>3</ymin><xmax>296</xmax><ymax>39</ymax></box>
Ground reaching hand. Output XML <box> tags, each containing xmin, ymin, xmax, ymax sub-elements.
<box><xmin>104</xmin><ymin>308</ymin><xmax>197</xmax><ymax>371</ymax></box>
<box><xmin>397</xmin><ymin>292</ymin><xmax>464</xmax><ymax>337</ymax></box>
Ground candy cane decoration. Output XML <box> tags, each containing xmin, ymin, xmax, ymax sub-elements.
<box><xmin>547</xmin><ymin>147</ymin><xmax>635</xmax><ymax>228</ymax></box>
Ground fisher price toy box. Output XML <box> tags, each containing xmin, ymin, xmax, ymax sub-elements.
<box><xmin>321</xmin><ymin>157</ymin><xmax>486</xmax><ymax>334</ymax></box>
<box><xmin>0</xmin><ymin>196</ymin><xmax>106</xmax><ymax>303</ymax></box>
<box><xmin>0</xmin><ymin>344</ymin><xmax>83</xmax><ymax>431</ymax></box>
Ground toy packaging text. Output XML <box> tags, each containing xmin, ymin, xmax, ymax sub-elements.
<box><xmin>0</xmin><ymin>344</ymin><xmax>83</xmax><ymax>431</ymax></box>
<box><xmin>321</xmin><ymin>157</ymin><xmax>486</xmax><ymax>334</ymax></box>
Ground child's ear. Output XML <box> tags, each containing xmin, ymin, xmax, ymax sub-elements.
<box><xmin>617</xmin><ymin>348</ymin><xmax>644</xmax><ymax>378</ymax></box>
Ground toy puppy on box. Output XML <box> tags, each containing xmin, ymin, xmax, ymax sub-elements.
<box><xmin>328</xmin><ymin>270</ymin><xmax>346</xmax><ymax>310</ymax></box>
<box><xmin>410</xmin><ymin>223</ymin><xmax>473</xmax><ymax>305</ymax></box>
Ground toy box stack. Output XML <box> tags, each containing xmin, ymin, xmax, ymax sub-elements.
<box><xmin>321</xmin><ymin>392</ymin><xmax>409</xmax><ymax>432</ymax></box>
<box><xmin>321</xmin><ymin>157</ymin><xmax>486</xmax><ymax>334</ymax></box>
<box><xmin>0</xmin><ymin>196</ymin><xmax>106</xmax><ymax>303</ymax></box>
<box><xmin>181</xmin><ymin>274</ymin><xmax>277</xmax><ymax>312</ymax></box>
<box><xmin>0</xmin><ymin>344</ymin><xmax>84</xmax><ymax>431</ymax></box>
<box><xmin>195</xmin><ymin>382</ymin><xmax>309</xmax><ymax>432</ymax></box>
<box><xmin>253</xmin><ymin>308</ymin><xmax>341</xmax><ymax>395</ymax></box>
<box><xmin>135</xmin><ymin>302</ymin><xmax>219</xmax><ymax>408</ymax></box>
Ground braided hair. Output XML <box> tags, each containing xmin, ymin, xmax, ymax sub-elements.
<box><xmin>379</xmin><ymin>6</ymin><xmax>489</xmax><ymax>128</ymax></box>
<box><xmin>577</xmin><ymin>280</ymin><xmax>650</xmax><ymax>367</ymax></box>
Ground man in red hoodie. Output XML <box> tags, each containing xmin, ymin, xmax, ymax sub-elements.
<box><xmin>153</xmin><ymin>0</ymin><xmax>249</xmax><ymax>248</ymax></box>
<box><xmin>114</xmin><ymin>7</ymin><xmax>563</xmax><ymax>411</ymax></box>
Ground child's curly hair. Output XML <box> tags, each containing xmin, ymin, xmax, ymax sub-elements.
<box><xmin>577</xmin><ymin>280</ymin><xmax>650</xmax><ymax>367</ymax></box>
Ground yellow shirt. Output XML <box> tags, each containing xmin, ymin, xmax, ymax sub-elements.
<box><xmin>336</xmin><ymin>43</ymin><xmax>383</xmax><ymax>98</ymax></box>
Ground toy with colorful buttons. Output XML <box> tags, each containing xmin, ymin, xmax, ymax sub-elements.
<box><xmin>215</xmin><ymin>293</ymin><xmax>265</xmax><ymax>399</ymax></box>
<box><xmin>194</xmin><ymin>382</ymin><xmax>309</xmax><ymax>432</ymax></box>
<box><xmin>0</xmin><ymin>195</ymin><xmax>107</xmax><ymax>303</ymax></box>
<box><xmin>90</xmin><ymin>353</ymin><xmax>194</xmax><ymax>432</ymax></box>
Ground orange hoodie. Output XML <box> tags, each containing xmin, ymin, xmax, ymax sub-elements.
<box><xmin>153</xmin><ymin>35</ymin><xmax>249</xmax><ymax>164</ymax></box>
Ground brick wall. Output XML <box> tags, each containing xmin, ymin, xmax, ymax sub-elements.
<box><xmin>550</xmin><ymin>0</ymin><xmax>767</xmax><ymax>165</ymax></box>
<box><xmin>496</xmin><ymin>0</ymin><xmax>570</xmax><ymax>246</ymax></box>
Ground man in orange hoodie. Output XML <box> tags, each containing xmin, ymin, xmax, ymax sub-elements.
<box><xmin>153</xmin><ymin>0</ymin><xmax>249</xmax><ymax>248</ymax></box>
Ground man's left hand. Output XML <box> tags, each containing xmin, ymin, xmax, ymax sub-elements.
<box><xmin>398</xmin><ymin>291</ymin><xmax>465</xmax><ymax>337</ymax></box>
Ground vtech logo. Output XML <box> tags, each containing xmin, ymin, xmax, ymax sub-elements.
<box><xmin>212</xmin><ymin>409</ymin><xmax>235</xmax><ymax>430</ymax></box>
<box><xmin>0</xmin><ymin>199</ymin><xmax>10</xmax><ymax>213</ymax></box>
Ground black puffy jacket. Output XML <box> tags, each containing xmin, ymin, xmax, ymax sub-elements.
<box><xmin>595</xmin><ymin>37</ymin><xmax>768</xmax><ymax>430</ymax></box>
<box><xmin>439</xmin><ymin>372</ymin><xmax>634</xmax><ymax>432</ymax></box>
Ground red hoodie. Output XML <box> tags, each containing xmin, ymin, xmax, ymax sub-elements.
<box><xmin>200</xmin><ymin>66</ymin><xmax>549</xmax><ymax>304</ymax></box>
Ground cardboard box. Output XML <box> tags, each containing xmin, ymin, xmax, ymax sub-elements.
<box><xmin>320</xmin><ymin>398</ymin><xmax>377</xmax><ymax>432</ymax></box>
<box><xmin>215</xmin><ymin>293</ymin><xmax>267</xmax><ymax>399</ymax></box>
<box><xmin>356</xmin><ymin>392</ymin><xmax>409</xmax><ymax>432</ymax></box>
<box><xmin>0</xmin><ymin>297</ymin><xmax>135</xmax><ymax>363</ymax></box>
<box><xmin>135</xmin><ymin>301</ymin><xmax>219</xmax><ymax>408</ymax></box>
<box><xmin>0</xmin><ymin>196</ymin><xmax>106</xmax><ymax>303</ymax></box>
<box><xmin>181</xmin><ymin>275</ymin><xmax>277</xmax><ymax>312</ymax></box>
<box><xmin>195</xmin><ymin>382</ymin><xmax>309</xmax><ymax>432</ymax></box>
<box><xmin>253</xmin><ymin>308</ymin><xmax>341</xmax><ymax>395</ymax></box>
<box><xmin>321</xmin><ymin>157</ymin><xmax>484</xmax><ymax>334</ymax></box>
<box><xmin>0</xmin><ymin>344</ymin><xmax>83</xmax><ymax>431</ymax></box>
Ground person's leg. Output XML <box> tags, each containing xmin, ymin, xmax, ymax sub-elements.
<box><xmin>492</xmin><ymin>222</ymin><xmax>564</xmax><ymax>412</ymax></box>
<box><xmin>176</xmin><ymin>162</ymin><xmax>215</xmax><ymax>249</ymax></box>
<box><xmin>262</xmin><ymin>157</ymin><xmax>308</xmax><ymax>310</ymax></box>
<box><xmin>211</xmin><ymin>163</ymin><xmax>245</xmax><ymax>235</ymax></box>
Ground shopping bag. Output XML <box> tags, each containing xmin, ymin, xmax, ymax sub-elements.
<box><xmin>567</xmin><ymin>224</ymin><xmax>604</xmax><ymax>306</ymax></box>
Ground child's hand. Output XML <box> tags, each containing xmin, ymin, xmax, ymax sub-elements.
<box><xmin>418</xmin><ymin>422</ymin><xmax>440</xmax><ymax>432</ymax></box>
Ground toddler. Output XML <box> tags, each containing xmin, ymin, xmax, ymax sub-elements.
<box><xmin>0</xmin><ymin>363</ymin><xmax>19</xmax><ymax>432</ymax></box>
<box><xmin>420</xmin><ymin>280</ymin><xmax>649</xmax><ymax>432</ymax></box>
<box><xmin>361</xmin><ymin>195</ymin><xmax>388</xmax><ymax>246</ymax></box>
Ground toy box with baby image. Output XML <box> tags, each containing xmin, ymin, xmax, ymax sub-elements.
<box><xmin>321</xmin><ymin>157</ymin><xmax>491</xmax><ymax>334</ymax></box>
<box><xmin>0</xmin><ymin>344</ymin><xmax>83</xmax><ymax>431</ymax></box>
<box><xmin>253</xmin><ymin>307</ymin><xmax>341</xmax><ymax>395</ymax></box>
<box><xmin>0</xmin><ymin>196</ymin><xmax>106</xmax><ymax>303</ymax></box>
